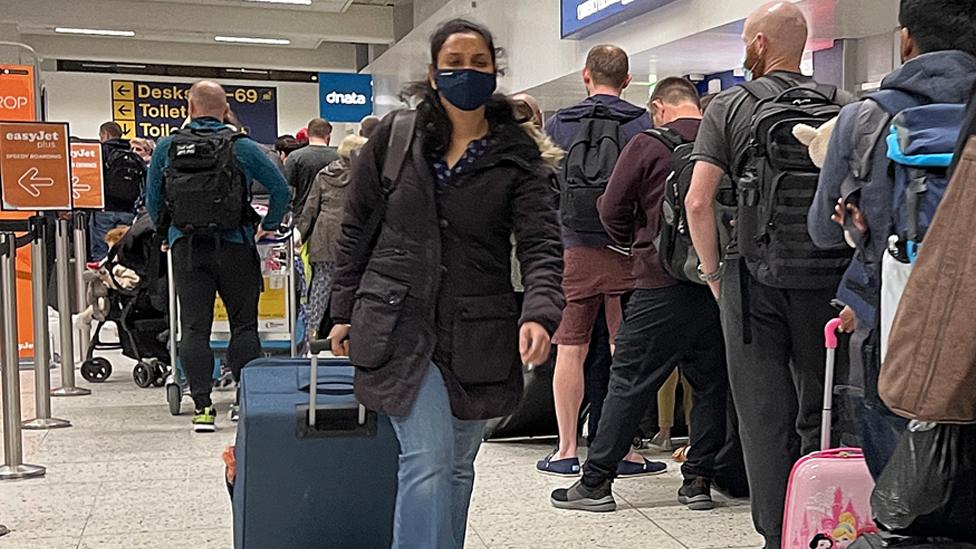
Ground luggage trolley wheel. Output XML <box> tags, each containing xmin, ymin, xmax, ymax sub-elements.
<box><xmin>80</xmin><ymin>357</ymin><xmax>113</xmax><ymax>383</ymax></box>
<box><xmin>133</xmin><ymin>362</ymin><xmax>157</xmax><ymax>389</ymax></box>
<box><xmin>152</xmin><ymin>362</ymin><xmax>169</xmax><ymax>388</ymax></box>
<box><xmin>166</xmin><ymin>381</ymin><xmax>183</xmax><ymax>416</ymax></box>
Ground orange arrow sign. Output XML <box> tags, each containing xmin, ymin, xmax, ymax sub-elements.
<box><xmin>69</xmin><ymin>141</ymin><xmax>105</xmax><ymax>209</ymax></box>
<box><xmin>0</xmin><ymin>122</ymin><xmax>72</xmax><ymax>210</ymax></box>
<box><xmin>17</xmin><ymin>167</ymin><xmax>54</xmax><ymax>197</ymax></box>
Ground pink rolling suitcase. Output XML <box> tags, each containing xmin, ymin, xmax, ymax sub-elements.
<box><xmin>782</xmin><ymin>318</ymin><xmax>879</xmax><ymax>549</ymax></box>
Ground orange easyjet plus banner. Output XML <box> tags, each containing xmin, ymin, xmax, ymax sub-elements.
<box><xmin>0</xmin><ymin>65</ymin><xmax>35</xmax><ymax>121</ymax></box>
<box><xmin>0</xmin><ymin>65</ymin><xmax>38</xmax><ymax>361</ymax></box>
<box><xmin>0</xmin><ymin>122</ymin><xmax>73</xmax><ymax>211</ymax></box>
<box><xmin>70</xmin><ymin>142</ymin><xmax>105</xmax><ymax>209</ymax></box>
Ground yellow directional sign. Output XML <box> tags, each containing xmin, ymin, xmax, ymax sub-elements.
<box><xmin>113</xmin><ymin>100</ymin><xmax>135</xmax><ymax>121</ymax></box>
<box><xmin>118</xmin><ymin>120</ymin><xmax>135</xmax><ymax>139</ymax></box>
<box><xmin>110</xmin><ymin>79</ymin><xmax>278</xmax><ymax>143</ymax></box>
<box><xmin>113</xmin><ymin>81</ymin><xmax>134</xmax><ymax>101</ymax></box>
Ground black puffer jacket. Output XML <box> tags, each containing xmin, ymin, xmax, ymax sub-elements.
<box><xmin>331</xmin><ymin>112</ymin><xmax>564</xmax><ymax>420</ymax></box>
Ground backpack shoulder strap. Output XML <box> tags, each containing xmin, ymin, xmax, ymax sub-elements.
<box><xmin>380</xmin><ymin>110</ymin><xmax>417</xmax><ymax>195</ymax></box>
<box><xmin>349</xmin><ymin>110</ymin><xmax>417</xmax><ymax>265</ymax></box>
<box><xmin>739</xmin><ymin>74</ymin><xmax>790</xmax><ymax>102</ymax></box>
<box><xmin>739</xmin><ymin>80</ymin><xmax>780</xmax><ymax>102</ymax></box>
<box><xmin>814</xmin><ymin>83</ymin><xmax>838</xmax><ymax>102</ymax></box>
<box><xmin>849</xmin><ymin>99</ymin><xmax>892</xmax><ymax>180</ymax></box>
<box><xmin>643</xmin><ymin>127</ymin><xmax>687</xmax><ymax>152</ymax></box>
<box><xmin>868</xmin><ymin>89</ymin><xmax>920</xmax><ymax>117</ymax></box>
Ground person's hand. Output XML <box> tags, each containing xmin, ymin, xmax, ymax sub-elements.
<box><xmin>329</xmin><ymin>324</ymin><xmax>351</xmax><ymax>356</ymax></box>
<box><xmin>832</xmin><ymin>198</ymin><xmax>867</xmax><ymax>233</ymax></box>
<box><xmin>519</xmin><ymin>322</ymin><xmax>551</xmax><ymax>368</ymax></box>
<box><xmin>160</xmin><ymin>243</ymin><xmax>169</xmax><ymax>253</ymax></box>
<box><xmin>708</xmin><ymin>280</ymin><xmax>720</xmax><ymax>301</ymax></box>
<box><xmin>839</xmin><ymin>305</ymin><xmax>857</xmax><ymax>333</ymax></box>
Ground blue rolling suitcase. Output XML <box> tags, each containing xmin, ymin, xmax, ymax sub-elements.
<box><xmin>232</xmin><ymin>353</ymin><xmax>399</xmax><ymax>549</ymax></box>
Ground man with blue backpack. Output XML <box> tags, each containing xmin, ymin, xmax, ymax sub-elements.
<box><xmin>809</xmin><ymin>0</ymin><xmax>976</xmax><ymax>478</ymax></box>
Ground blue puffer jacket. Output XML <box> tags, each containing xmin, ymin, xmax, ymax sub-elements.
<box><xmin>809</xmin><ymin>50</ymin><xmax>976</xmax><ymax>325</ymax></box>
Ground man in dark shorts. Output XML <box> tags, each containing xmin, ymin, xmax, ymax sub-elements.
<box><xmin>537</xmin><ymin>44</ymin><xmax>662</xmax><ymax>478</ymax></box>
<box><xmin>551</xmin><ymin>77</ymin><xmax>729</xmax><ymax>513</ymax></box>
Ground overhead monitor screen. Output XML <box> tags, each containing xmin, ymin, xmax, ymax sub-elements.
<box><xmin>561</xmin><ymin>0</ymin><xmax>680</xmax><ymax>38</ymax></box>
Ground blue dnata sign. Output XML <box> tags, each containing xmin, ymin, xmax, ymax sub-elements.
<box><xmin>318</xmin><ymin>72</ymin><xmax>373</xmax><ymax>123</ymax></box>
<box><xmin>561</xmin><ymin>0</ymin><xmax>680</xmax><ymax>38</ymax></box>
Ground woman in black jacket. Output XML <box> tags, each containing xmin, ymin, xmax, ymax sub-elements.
<box><xmin>328</xmin><ymin>18</ymin><xmax>564</xmax><ymax>549</ymax></box>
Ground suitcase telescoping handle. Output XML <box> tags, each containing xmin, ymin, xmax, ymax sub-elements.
<box><xmin>308</xmin><ymin>339</ymin><xmax>366</xmax><ymax>429</ymax></box>
<box><xmin>821</xmin><ymin>318</ymin><xmax>844</xmax><ymax>451</ymax></box>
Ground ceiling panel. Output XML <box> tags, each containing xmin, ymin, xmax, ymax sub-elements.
<box><xmin>0</xmin><ymin>0</ymin><xmax>394</xmax><ymax>71</ymax></box>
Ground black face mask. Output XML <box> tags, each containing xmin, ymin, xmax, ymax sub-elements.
<box><xmin>434</xmin><ymin>69</ymin><xmax>497</xmax><ymax>111</ymax></box>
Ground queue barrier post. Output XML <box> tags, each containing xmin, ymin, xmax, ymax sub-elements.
<box><xmin>51</xmin><ymin>217</ymin><xmax>90</xmax><ymax>397</ymax></box>
<box><xmin>72</xmin><ymin>212</ymin><xmax>90</xmax><ymax>360</ymax></box>
<box><xmin>23</xmin><ymin>217</ymin><xmax>71</xmax><ymax>430</ymax></box>
<box><xmin>0</xmin><ymin>232</ymin><xmax>46</xmax><ymax>480</ymax></box>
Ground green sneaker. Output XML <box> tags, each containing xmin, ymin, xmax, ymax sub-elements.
<box><xmin>192</xmin><ymin>406</ymin><xmax>217</xmax><ymax>433</ymax></box>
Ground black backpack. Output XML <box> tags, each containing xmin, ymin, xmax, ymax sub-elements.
<box><xmin>162</xmin><ymin>128</ymin><xmax>253</xmax><ymax>233</ymax></box>
<box><xmin>649</xmin><ymin>128</ymin><xmax>736</xmax><ymax>284</ymax></box>
<box><xmin>734</xmin><ymin>77</ymin><xmax>850</xmax><ymax>289</ymax></box>
<box><xmin>559</xmin><ymin>103</ymin><xmax>627</xmax><ymax>233</ymax></box>
<box><xmin>103</xmin><ymin>147</ymin><xmax>146</xmax><ymax>211</ymax></box>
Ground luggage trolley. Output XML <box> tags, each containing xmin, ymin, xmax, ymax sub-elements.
<box><xmin>164</xmin><ymin>230</ymin><xmax>300</xmax><ymax>416</ymax></box>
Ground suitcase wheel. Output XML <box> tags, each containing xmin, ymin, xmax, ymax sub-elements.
<box><xmin>166</xmin><ymin>382</ymin><xmax>182</xmax><ymax>416</ymax></box>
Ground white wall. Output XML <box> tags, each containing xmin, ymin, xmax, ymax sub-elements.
<box><xmin>367</xmin><ymin>0</ymin><xmax>783</xmax><ymax>114</ymax></box>
<box><xmin>41</xmin><ymin>71</ymin><xmax>356</xmax><ymax>143</ymax></box>
<box><xmin>367</xmin><ymin>0</ymin><xmax>900</xmax><ymax>116</ymax></box>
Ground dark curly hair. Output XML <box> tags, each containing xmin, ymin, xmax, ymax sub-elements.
<box><xmin>900</xmin><ymin>0</ymin><xmax>976</xmax><ymax>57</ymax></box>
<box><xmin>401</xmin><ymin>18</ymin><xmax>516</xmax><ymax>154</ymax></box>
<box><xmin>809</xmin><ymin>533</ymin><xmax>834</xmax><ymax>549</ymax></box>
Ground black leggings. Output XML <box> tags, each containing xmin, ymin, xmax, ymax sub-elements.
<box><xmin>172</xmin><ymin>238</ymin><xmax>262</xmax><ymax>409</ymax></box>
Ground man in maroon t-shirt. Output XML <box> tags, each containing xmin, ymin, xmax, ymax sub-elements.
<box><xmin>551</xmin><ymin>77</ymin><xmax>729</xmax><ymax>513</ymax></box>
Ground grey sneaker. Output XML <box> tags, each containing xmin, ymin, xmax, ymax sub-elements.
<box><xmin>550</xmin><ymin>480</ymin><xmax>616</xmax><ymax>512</ymax></box>
<box><xmin>677</xmin><ymin>477</ymin><xmax>714</xmax><ymax>511</ymax></box>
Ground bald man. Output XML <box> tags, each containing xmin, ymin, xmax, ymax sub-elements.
<box><xmin>684</xmin><ymin>3</ymin><xmax>852</xmax><ymax>547</ymax></box>
<box><xmin>146</xmin><ymin>80</ymin><xmax>291</xmax><ymax>432</ymax></box>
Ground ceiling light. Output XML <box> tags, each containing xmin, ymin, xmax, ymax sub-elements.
<box><xmin>55</xmin><ymin>27</ymin><xmax>135</xmax><ymax>37</ymax></box>
<box><xmin>214</xmin><ymin>36</ymin><xmax>291</xmax><ymax>45</ymax></box>
<box><xmin>243</xmin><ymin>0</ymin><xmax>312</xmax><ymax>4</ymax></box>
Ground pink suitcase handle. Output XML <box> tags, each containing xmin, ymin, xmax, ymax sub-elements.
<box><xmin>824</xmin><ymin>318</ymin><xmax>843</xmax><ymax>349</ymax></box>
<box><xmin>821</xmin><ymin>318</ymin><xmax>844</xmax><ymax>451</ymax></box>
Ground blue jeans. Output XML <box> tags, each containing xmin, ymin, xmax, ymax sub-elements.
<box><xmin>389</xmin><ymin>364</ymin><xmax>487</xmax><ymax>549</ymax></box>
<box><xmin>89</xmin><ymin>211</ymin><xmax>135</xmax><ymax>261</ymax></box>
<box><xmin>855</xmin><ymin>326</ymin><xmax>908</xmax><ymax>479</ymax></box>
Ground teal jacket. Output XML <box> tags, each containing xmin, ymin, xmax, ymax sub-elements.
<box><xmin>145</xmin><ymin>117</ymin><xmax>290</xmax><ymax>245</ymax></box>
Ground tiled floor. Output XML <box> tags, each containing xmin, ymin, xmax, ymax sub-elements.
<box><xmin>1</xmin><ymin>349</ymin><xmax>763</xmax><ymax>549</ymax></box>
